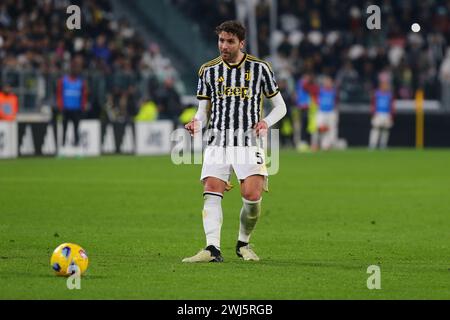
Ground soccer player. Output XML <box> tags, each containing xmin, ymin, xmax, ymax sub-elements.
<box><xmin>183</xmin><ymin>21</ymin><xmax>287</xmax><ymax>262</ymax></box>
<box><xmin>56</xmin><ymin>55</ymin><xmax>88</xmax><ymax>155</ymax></box>
<box><xmin>312</xmin><ymin>76</ymin><xmax>338</xmax><ymax>150</ymax></box>
<box><xmin>369</xmin><ymin>80</ymin><xmax>395</xmax><ymax>149</ymax></box>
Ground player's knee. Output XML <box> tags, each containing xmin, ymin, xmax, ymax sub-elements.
<box><xmin>204</xmin><ymin>185</ymin><xmax>225</xmax><ymax>194</ymax></box>
<box><xmin>203</xmin><ymin>177</ymin><xmax>226</xmax><ymax>194</ymax></box>
<box><xmin>242</xmin><ymin>191</ymin><xmax>262</xmax><ymax>202</ymax></box>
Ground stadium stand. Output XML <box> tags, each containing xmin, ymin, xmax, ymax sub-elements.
<box><xmin>1</xmin><ymin>1</ymin><xmax>450</xmax><ymax>155</ymax></box>
<box><xmin>171</xmin><ymin>0</ymin><xmax>450</xmax><ymax>107</ymax></box>
<box><xmin>0</xmin><ymin>0</ymin><xmax>184</xmax><ymax>122</ymax></box>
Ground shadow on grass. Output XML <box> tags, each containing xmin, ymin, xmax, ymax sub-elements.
<box><xmin>0</xmin><ymin>272</ymin><xmax>111</xmax><ymax>280</ymax></box>
<box><xmin>177</xmin><ymin>258</ymin><xmax>366</xmax><ymax>271</ymax></box>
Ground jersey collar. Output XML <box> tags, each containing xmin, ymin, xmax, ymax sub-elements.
<box><xmin>222</xmin><ymin>53</ymin><xmax>247</xmax><ymax>70</ymax></box>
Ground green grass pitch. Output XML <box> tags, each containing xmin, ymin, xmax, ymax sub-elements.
<box><xmin>0</xmin><ymin>150</ymin><xmax>449</xmax><ymax>299</ymax></box>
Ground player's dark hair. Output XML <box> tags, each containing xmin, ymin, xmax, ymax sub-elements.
<box><xmin>215</xmin><ymin>21</ymin><xmax>246</xmax><ymax>41</ymax></box>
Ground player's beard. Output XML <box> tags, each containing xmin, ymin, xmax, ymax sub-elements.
<box><xmin>221</xmin><ymin>50</ymin><xmax>239</xmax><ymax>64</ymax></box>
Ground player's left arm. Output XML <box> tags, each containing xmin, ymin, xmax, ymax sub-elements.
<box><xmin>255</xmin><ymin>92</ymin><xmax>287</xmax><ymax>136</ymax></box>
<box><xmin>255</xmin><ymin>63</ymin><xmax>287</xmax><ymax>135</ymax></box>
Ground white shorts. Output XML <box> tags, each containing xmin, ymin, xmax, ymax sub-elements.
<box><xmin>200</xmin><ymin>146</ymin><xmax>269</xmax><ymax>191</ymax></box>
<box><xmin>372</xmin><ymin>113</ymin><xmax>393</xmax><ymax>129</ymax></box>
<box><xmin>316</xmin><ymin>111</ymin><xmax>337</xmax><ymax>131</ymax></box>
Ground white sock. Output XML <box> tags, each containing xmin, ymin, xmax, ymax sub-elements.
<box><xmin>238</xmin><ymin>197</ymin><xmax>262</xmax><ymax>243</ymax></box>
<box><xmin>380</xmin><ymin>129</ymin><xmax>390</xmax><ymax>149</ymax></box>
<box><xmin>322</xmin><ymin>131</ymin><xmax>331</xmax><ymax>150</ymax></box>
<box><xmin>202</xmin><ymin>192</ymin><xmax>223</xmax><ymax>250</ymax></box>
<box><xmin>369</xmin><ymin>128</ymin><xmax>380</xmax><ymax>149</ymax></box>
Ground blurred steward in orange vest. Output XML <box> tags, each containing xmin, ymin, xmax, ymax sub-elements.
<box><xmin>0</xmin><ymin>83</ymin><xmax>19</xmax><ymax>121</ymax></box>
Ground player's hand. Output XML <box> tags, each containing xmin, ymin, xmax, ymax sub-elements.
<box><xmin>254</xmin><ymin>120</ymin><xmax>268</xmax><ymax>137</ymax></box>
<box><xmin>185</xmin><ymin>118</ymin><xmax>201</xmax><ymax>136</ymax></box>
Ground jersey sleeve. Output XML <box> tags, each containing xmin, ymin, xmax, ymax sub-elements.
<box><xmin>261</xmin><ymin>63</ymin><xmax>280</xmax><ymax>98</ymax></box>
<box><xmin>196</xmin><ymin>67</ymin><xmax>212</xmax><ymax>100</ymax></box>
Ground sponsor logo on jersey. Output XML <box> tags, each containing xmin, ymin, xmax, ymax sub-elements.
<box><xmin>218</xmin><ymin>86</ymin><xmax>252</xmax><ymax>99</ymax></box>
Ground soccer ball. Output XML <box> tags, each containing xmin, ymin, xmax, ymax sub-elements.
<box><xmin>50</xmin><ymin>243</ymin><xmax>89</xmax><ymax>276</ymax></box>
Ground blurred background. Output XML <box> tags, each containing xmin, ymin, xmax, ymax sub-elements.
<box><xmin>0</xmin><ymin>0</ymin><xmax>450</xmax><ymax>157</ymax></box>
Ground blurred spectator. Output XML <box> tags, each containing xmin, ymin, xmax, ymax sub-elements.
<box><xmin>336</xmin><ymin>61</ymin><xmax>360</xmax><ymax>103</ymax></box>
<box><xmin>277</xmin><ymin>34</ymin><xmax>294</xmax><ymax>58</ymax></box>
<box><xmin>392</xmin><ymin>59</ymin><xmax>413</xmax><ymax>99</ymax></box>
<box><xmin>278</xmin><ymin>77</ymin><xmax>295</xmax><ymax>147</ymax></box>
<box><xmin>0</xmin><ymin>0</ymin><xmax>184</xmax><ymax>118</ymax></box>
<box><xmin>56</xmin><ymin>56</ymin><xmax>88</xmax><ymax>153</ymax></box>
<box><xmin>92</xmin><ymin>34</ymin><xmax>111</xmax><ymax>68</ymax></box>
<box><xmin>293</xmin><ymin>73</ymin><xmax>312</xmax><ymax>147</ymax></box>
<box><xmin>369</xmin><ymin>80</ymin><xmax>395</xmax><ymax>150</ymax></box>
<box><xmin>106</xmin><ymin>57</ymin><xmax>139</xmax><ymax>122</ymax></box>
<box><xmin>302</xmin><ymin>73</ymin><xmax>320</xmax><ymax>147</ymax></box>
<box><xmin>173</xmin><ymin>0</ymin><xmax>450</xmax><ymax>105</ymax></box>
<box><xmin>313</xmin><ymin>76</ymin><xmax>339</xmax><ymax>151</ymax></box>
<box><xmin>135</xmin><ymin>97</ymin><xmax>159</xmax><ymax>122</ymax></box>
<box><xmin>0</xmin><ymin>83</ymin><xmax>19</xmax><ymax>121</ymax></box>
<box><xmin>156</xmin><ymin>77</ymin><xmax>183</xmax><ymax>126</ymax></box>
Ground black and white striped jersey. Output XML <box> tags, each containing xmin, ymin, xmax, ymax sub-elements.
<box><xmin>196</xmin><ymin>53</ymin><xmax>279</xmax><ymax>147</ymax></box>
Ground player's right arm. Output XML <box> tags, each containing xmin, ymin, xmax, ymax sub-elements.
<box><xmin>185</xmin><ymin>64</ymin><xmax>212</xmax><ymax>136</ymax></box>
<box><xmin>185</xmin><ymin>99</ymin><xmax>211</xmax><ymax>136</ymax></box>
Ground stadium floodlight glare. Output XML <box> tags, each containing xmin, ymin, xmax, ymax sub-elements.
<box><xmin>411</xmin><ymin>23</ymin><xmax>421</xmax><ymax>33</ymax></box>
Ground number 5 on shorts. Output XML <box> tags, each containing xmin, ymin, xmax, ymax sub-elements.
<box><xmin>256</xmin><ymin>152</ymin><xmax>264</xmax><ymax>165</ymax></box>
